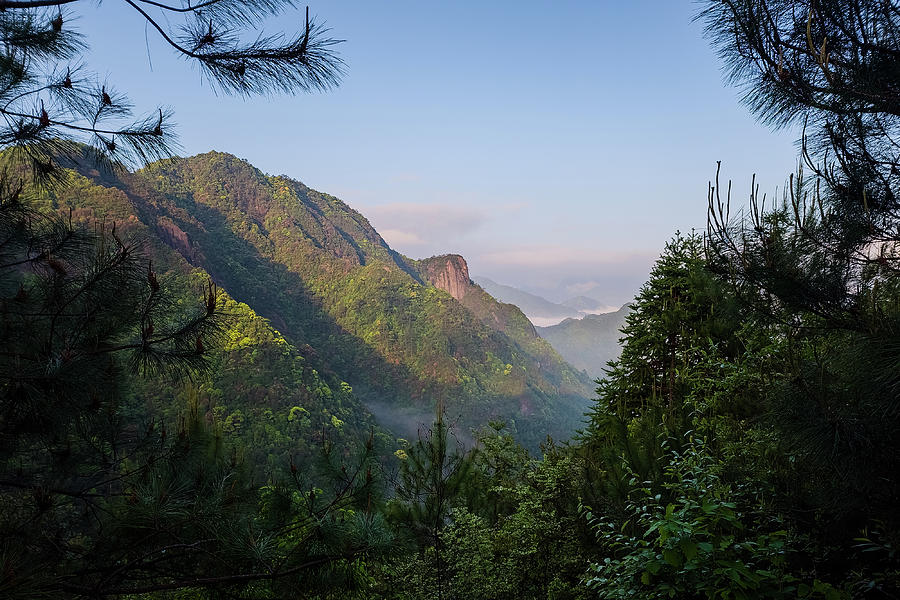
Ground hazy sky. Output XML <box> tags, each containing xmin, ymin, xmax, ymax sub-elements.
<box><xmin>75</xmin><ymin>1</ymin><xmax>799</xmax><ymax>305</ymax></box>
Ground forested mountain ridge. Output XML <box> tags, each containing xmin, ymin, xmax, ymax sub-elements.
<box><xmin>60</xmin><ymin>151</ymin><xmax>593</xmax><ymax>446</ymax></box>
<box><xmin>536</xmin><ymin>304</ymin><xmax>630</xmax><ymax>378</ymax></box>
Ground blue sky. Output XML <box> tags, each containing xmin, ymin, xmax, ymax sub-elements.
<box><xmin>75</xmin><ymin>1</ymin><xmax>799</xmax><ymax>305</ymax></box>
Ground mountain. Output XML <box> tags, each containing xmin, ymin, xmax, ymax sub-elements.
<box><xmin>536</xmin><ymin>305</ymin><xmax>631</xmax><ymax>378</ymax></box>
<box><xmin>471</xmin><ymin>276</ymin><xmax>582</xmax><ymax>326</ymax></box>
<box><xmin>48</xmin><ymin>151</ymin><xmax>593</xmax><ymax>449</ymax></box>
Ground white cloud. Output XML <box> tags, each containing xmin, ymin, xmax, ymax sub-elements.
<box><xmin>379</xmin><ymin>229</ymin><xmax>426</xmax><ymax>246</ymax></box>
<box><xmin>360</xmin><ymin>202</ymin><xmax>500</xmax><ymax>258</ymax></box>
<box><xmin>340</xmin><ymin>195</ymin><xmax>657</xmax><ymax>305</ymax></box>
<box><xmin>366</xmin><ymin>202</ymin><xmax>488</xmax><ymax>236</ymax></box>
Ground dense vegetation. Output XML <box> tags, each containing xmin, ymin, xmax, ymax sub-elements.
<box><xmin>3</xmin><ymin>0</ymin><xmax>900</xmax><ymax>597</ymax></box>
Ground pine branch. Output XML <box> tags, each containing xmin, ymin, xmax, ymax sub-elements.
<box><xmin>0</xmin><ymin>0</ymin><xmax>80</xmax><ymax>8</ymax></box>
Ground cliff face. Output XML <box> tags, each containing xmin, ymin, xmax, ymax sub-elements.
<box><xmin>419</xmin><ymin>254</ymin><xmax>473</xmax><ymax>300</ymax></box>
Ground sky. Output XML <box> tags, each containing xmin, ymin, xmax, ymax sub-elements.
<box><xmin>74</xmin><ymin>0</ymin><xmax>800</xmax><ymax>305</ymax></box>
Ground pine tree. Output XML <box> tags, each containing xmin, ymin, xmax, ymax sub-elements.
<box><xmin>702</xmin><ymin>0</ymin><xmax>900</xmax><ymax>588</ymax></box>
<box><xmin>0</xmin><ymin>0</ymin><xmax>343</xmax><ymax>175</ymax></box>
<box><xmin>0</xmin><ymin>2</ymin><xmax>376</xmax><ymax>596</ymax></box>
<box><xmin>701</xmin><ymin>0</ymin><xmax>900</xmax><ymax>328</ymax></box>
<box><xmin>581</xmin><ymin>233</ymin><xmax>744</xmax><ymax>508</ymax></box>
<box><xmin>390</xmin><ymin>410</ymin><xmax>476</xmax><ymax>600</ymax></box>
<box><xmin>0</xmin><ymin>181</ymin><xmax>228</xmax><ymax>597</ymax></box>
<box><xmin>0</xmin><ymin>190</ymin><xmax>392</xmax><ymax>596</ymax></box>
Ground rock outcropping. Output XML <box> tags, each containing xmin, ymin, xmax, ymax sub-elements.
<box><xmin>419</xmin><ymin>254</ymin><xmax>473</xmax><ymax>300</ymax></box>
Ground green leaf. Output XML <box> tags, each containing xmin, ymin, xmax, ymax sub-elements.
<box><xmin>663</xmin><ymin>548</ymin><xmax>681</xmax><ymax>567</ymax></box>
<box><xmin>681</xmin><ymin>540</ymin><xmax>698</xmax><ymax>561</ymax></box>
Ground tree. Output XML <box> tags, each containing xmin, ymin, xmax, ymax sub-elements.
<box><xmin>581</xmin><ymin>233</ymin><xmax>742</xmax><ymax>504</ymax></box>
<box><xmin>584</xmin><ymin>436</ymin><xmax>841</xmax><ymax>600</ymax></box>
<box><xmin>591</xmin><ymin>233</ymin><xmax>734</xmax><ymax>425</ymax></box>
<box><xmin>0</xmin><ymin>1</ymin><xmax>360</xmax><ymax>597</ymax></box>
<box><xmin>701</xmin><ymin>0</ymin><xmax>900</xmax><ymax>327</ymax></box>
<box><xmin>0</xmin><ymin>180</ymin><xmax>220</xmax><ymax>596</ymax></box>
<box><xmin>0</xmin><ymin>187</ymin><xmax>391</xmax><ymax>597</ymax></box>
<box><xmin>0</xmin><ymin>0</ymin><xmax>343</xmax><ymax>174</ymax></box>
<box><xmin>701</xmin><ymin>0</ymin><xmax>900</xmax><ymax>591</ymax></box>
<box><xmin>388</xmin><ymin>410</ymin><xmax>476</xmax><ymax>600</ymax></box>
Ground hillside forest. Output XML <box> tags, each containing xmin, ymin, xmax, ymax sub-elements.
<box><xmin>2</xmin><ymin>0</ymin><xmax>900</xmax><ymax>599</ymax></box>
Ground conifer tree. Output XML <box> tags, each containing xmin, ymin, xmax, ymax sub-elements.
<box><xmin>0</xmin><ymin>0</ymin><xmax>343</xmax><ymax>174</ymax></box>
<box><xmin>0</xmin><ymin>167</ymin><xmax>388</xmax><ymax>599</ymax></box>
<box><xmin>593</xmin><ymin>233</ymin><xmax>730</xmax><ymax>425</ymax></box>
<box><xmin>702</xmin><ymin>0</ymin><xmax>900</xmax><ymax>329</ymax></box>
<box><xmin>582</xmin><ymin>233</ymin><xmax>741</xmax><ymax>501</ymax></box>
<box><xmin>0</xmin><ymin>1</ymin><xmax>370</xmax><ymax>597</ymax></box>
<box><xmin>390</xmin><ymin>410</ymin><xmax>476</xmax><ymax>600</ymax></box>
<box><xmin>702</xmin><ymin>0</ymin><xmax>900</xmax><ymax>587</ymax></box>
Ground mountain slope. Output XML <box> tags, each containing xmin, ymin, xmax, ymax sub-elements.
<box><xmin>38</xmin><ymin>164</ymin><xmax>388</xmax><ymax>471</ymax></box>
<box><xmin>536</xmin><ymin>305</ymin><xmax>631</xmax><ymax>378</ymax></box>
<box><xmin>64</xmin><ymin>152</ymin><xmax>592</xmax><ymax>446</ymax></box>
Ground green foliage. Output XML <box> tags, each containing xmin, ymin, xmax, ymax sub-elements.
<box><xmin>590</xmin><ymin>232</ymin><xmax>738</xmax><ymax>427</ymax></box>
<box><xmin>581</xmin><ymin>232</ymin><xmax>745</xmax><ymax>511</ymax></box>
<box><xmin>376</xmin><ymin>433</ymin><xmax>592</xmax><ymax>600</ymax></box>
<box><xmin>583</xmin><ymin>438</ymin><xmax>839</xmax><ymax>600</ymax></box>
<box><xmin>7</xmin><ymin>1</ymin><xmax>900</xmax><ymax>595</ymax></box>
<box><xmin>576</xmin><ymin>230</ymin><xmax>862</xmax><ymax>598</ymax></box>
<box><xmin>700</xmin><ymin>1</ymin><xmax>900</xmax><ymax>592</ymax></box>
<box><xmin>390</xmin><ymin>412</ymin><xmax>475</xmax><ymax>547</ymax></box>
<box><xmin>0</xmin><ymin>189</ymin><xmax>221</xmax><ymax>598</ymax></box>
<box><xmin>461</xmin><ymin>445</ymin><xmax>592</xmax><ymax>600</ymax></box>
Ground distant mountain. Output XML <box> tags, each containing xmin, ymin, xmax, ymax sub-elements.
<box><xmin>472</xmin><ymin>276</ymin><xmax>581</xmax><ymax>326</ymax></box>
<box><xmin>561</xmin><ymin>295</ymin><xmax>619</xmax><ymax>314</ymax></box>
<box><xmin>536</xmin><ymin>305</ymin><xmax>631</xmax><ymax>378</ymax></box>
<box><xmin>48</xmin><ymin>151</ymin><xmax>593</xmax><ymax>450</ymax></box>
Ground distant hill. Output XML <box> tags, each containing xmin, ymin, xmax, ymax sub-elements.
<box><xmin>472</xmin><ymin>276</ymin><xmax>582</xmax><ymax>326</ymax></box>
<box><xmin>44</xmin><ymin>151</ymin><xmax>594</xmax><ymax>450</ymax></box>
<box><xmin>536</xmin><ymin>305</ymin><xmax>631</xmax><ymax>379</ymax></box>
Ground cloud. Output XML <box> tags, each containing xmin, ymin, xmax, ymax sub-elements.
<box><xmin>479</xmin><ymin>245</ymin><xmax>652</xmax><ymax>269</ymax></box>
<box><xmin>379</xmin><ymin>229</ymin><xmax>425</xmax><ymax>246</ymax></box>
<box><xmin>366</xmin><ymin>202</ymin><xmax>488</xmax><ymax>235</ymax></box>
<box><xmin>345</xmin><ymin>195</ymin><xmax>656</xmax><ymax>305</ymax></box>
<box><xmin>361</xmin><ymin>202</ymin><xmax>495</xmax><ymax>256</ymax></box>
